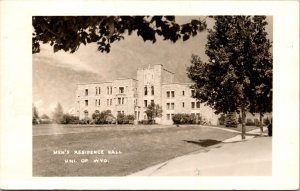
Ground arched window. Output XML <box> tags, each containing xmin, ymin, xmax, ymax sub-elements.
<box><xmin>151</xmin><ymin>86</ymin><xmax>154</xmax><ymax>95</ymax></box>
<box><xmin>144</xmin><ymin>86</ymin><xmax>148</xmax><ymax>95</ymax></box>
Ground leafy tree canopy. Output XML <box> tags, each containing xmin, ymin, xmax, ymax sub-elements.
<box><xmin>32</xmin><ymin>16</ymin><xmax>207</xmax><ymax>54</ymax></box>
<box><xmin>187</xmin><ymin>16</ymin><xmax>272</xmax><ymax>139</ymax></box>
<box><xmin>53</xmin><ymin>103</ymin><xmax>64</xmax><ymax>123</ymax></box>
<box><xmin>188</xmin><ymin>16</ymin><xmax>272</xmax><ymax>115</ymax></box>
<box><xmin>145</xmin><ymin>102</ymin><xmax>163</xmax><ymax>122</ymax></box>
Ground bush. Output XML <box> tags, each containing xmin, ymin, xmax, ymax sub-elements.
<box><xmin>79</xmin><ymin>118</ymin><xmax>90</xmax><ymax>124</ymax></box>
<box><xmin>218</xmin><ymin>114</ymin><xmax>226</xmax><ymax>125</ymax></box>
<box><xmin>225</xmin><ymin>112</ymin><xmax>238</xmax><ymax>128</ymax></box>
<box><xmin>172</xmin><ymin>113</ymin><xmax>202</xmax><ymax>125</ymax></box>
<box><xmin>117</xmin><ymin>113</ymin><xmax>135</xmax><ymax>124</ymax></box>
<box><xmin>92</xmin><ymin>110</ymin><xmax>116</xmax><ymax>124</ymax></box>
<box><xmin>138</xmin><ymin>119</ymin><xmax>154</xmax><ymax>125</ymax></box>
<box><xmin>127</xmin><ymin>115</ymin><xmax>135</xmax><ymax>124</ymax></box>
<box><xmin>61</xmin><ymin>114</ymin><xmax>79</xmax><ymax>124</ymax></box>
<box><xmin>263</xmin><ymin>117</ymin><xmax>271</xmax><ymax>126</ymax></box>
<box><xmin>254</xmin><ymin>118</ymin><xmax>260</xmax><ymax>126</ymax></box>
<box><xmin>39</xmin><ymin>118</ymin><xmax>52</xmax><ymax>124</ymax></box>
<box><xmin>245</xmin><ymin>118</ymin><xmax>255</xmax><ymax>126</ymax></box>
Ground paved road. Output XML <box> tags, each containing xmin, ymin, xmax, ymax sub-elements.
<box><xmin>130</xmin><ymin>128</ymin><xmax>271</xmax><ymax>176</ymax></box>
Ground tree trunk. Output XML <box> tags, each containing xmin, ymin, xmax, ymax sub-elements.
<box><xmin>259</xmin><ymin>112</ymin><xmax>263</xmax><ymax>136</ymax></box>
<box><xmin>241</xmin><ymin>107</ymin><xmax>246</xmax><ymax>140</ymax></box>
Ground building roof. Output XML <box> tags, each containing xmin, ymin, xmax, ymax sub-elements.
<box><xmin>77</xmin><ymin>78</ymin><xmax>137</xmax><ymax>85</ymax></box>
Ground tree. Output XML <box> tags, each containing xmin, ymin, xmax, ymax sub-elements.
<box><xmin>32</xmin><ymin>104</ymin><xmax>39</xmax><ymax>125</ymax></box>
<box><xmin>247</xmin><ymin>16</ymin><xmax>273</xmax><ymax>135</ymax></box>
<box><xmin>40</xmin><ymin>114</ymin><xmax>50</xmax><ymax>119</ymax></box>
<box><xmin>187</xmin><ymin>16</ymin><xmax>272</xmax><ymax>139</ymax></box>
<box><xmin>238</xmin><ymin>114</ymin><xmax>242</xmax><ymax>124</ymax></box>
<box><xmin>144</xmin><ymin>103</ymin><xmax>163</xmax><ymax>124</ymax></box>
<box><xmin>32</xmin><ymin>16</ymin><xmax>207</xmax><ymax>54</ymax></box>
<box><xmin>53</xmin><ymin>103</ymin><xmax>64</xmax><ymax>123</ymax></box>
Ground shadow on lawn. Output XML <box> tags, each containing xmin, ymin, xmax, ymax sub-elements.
<box><xmin>183</xmin><ymin>139</ymin><xmax>222</xmax><ymax>147</ymax></box>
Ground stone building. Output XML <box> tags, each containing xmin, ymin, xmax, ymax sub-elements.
<box><xmin>76</xmin><ymin>64</ymin><xmax>219</xmax><ymax>125</ymax></box>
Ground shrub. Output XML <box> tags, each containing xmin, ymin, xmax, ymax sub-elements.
<box><xmin>245</xmin><ymin>118</ymin><xmax>255</xmax><ymax>126</ymax></box>
<box><xmin>172</xmin><ymin>113</ymin><xmax>202</xmax><ymax>125</ymax></box>
<box><xmin>254</xmin><ymin>118</ymin><xmax>260</xmax><ymax>126</ymax></box>
<box><xmin>138</xmin><ymin>119</ymin><xmax>155</xmax><ymax>125</ymax></box>
<box><xmin>172</xmin><ymin>114</ymin><xmax>182</xmax><ymax>124</ymax></box>
<box><xmin>263</xmin><ymin>117</ymin><xmax>271</xmax><ymax>126</ymax></box>
<box><xmin>127</xmin><ymin>115</ymin><xmax>135</xmax><ymax>124</ymax></box>
<box><xmin>225</xmin><ymin>112</ymin><xmax>238</xmax><ymax>127</ymax></box>
<box><xmin>79</xmin><ymin>118</ymin><xmax>90</xmax><ymax>124</ymax></box>
<box><xmin>117</xmin><ymin>113</ymin><xmax>135</xmax><ymax>124</ymax></box>
<box><xmin>218</xmin><ymin>114</ymin><xmax>225</xmax><ymax>125</ymax></box>
<box><xmin>92</xmin><ymin>110</ymin><xmax>115</xmax><ymax>124</ymax></box>
<box><xmin>106</xmin><ymin>115</ymin><xmax>116</xmax><ymax>124</ymax></box>
<box><xmin>39</xmin><ymin>118</ymin><xmax>52</xmax><ymax>124</ymax></box>
<box><xmin>61</xmin><ymin>114</ymin><xmax>79</xmax><ymax>124</ymax></box>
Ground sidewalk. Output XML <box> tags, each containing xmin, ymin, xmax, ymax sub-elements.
<box><xmin>129</xmin><ymin>127</ymin><xmax>271</xmax><ymax>176</ymax></box>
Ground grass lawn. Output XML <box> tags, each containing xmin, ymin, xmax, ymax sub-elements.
<box><xmin>33</xmin><ymin>124</ymin><xmax>238</xmax><ymax>176</ymax></box>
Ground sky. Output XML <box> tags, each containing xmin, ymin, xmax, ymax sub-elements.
<box><xmin>32</xmin><ymin>16</ymin><xmax>273</xmax><ymax>117</ymax></box>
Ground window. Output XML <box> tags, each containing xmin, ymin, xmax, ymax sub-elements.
<box><xmin>167</xmin><ymin>114</ymin><xmax>170</xmax><ymax>120</ymax></box>
<box><xmin>167</xmin><ymin>103</ymin><xmax>170</xmax><ymax>110</ymax></box>
<box><xmin>151</xmin><ymin>86</ymin><xmax>154</xmax><ymax>95</ymax></box>
<box><xmin>171</xmin><ymin>103</ymin><xmax>175</xmax><ymax>110</ymax></box>
<box><xmin>196</xmin><ymin>102</ymin><xmax>200</xmax><ymax>108</ymax></box>
<box><xmin>107</xmin><ymin>99</ymin><xmax>109</xmax><ymax>106</ymax></box>
<box><xmin>182</xmin><ymin>102</ymin><xmax>185</xmax><ymax>108</ymax></box>
<box><xmin>110</xmin><ymin>99</ymin><xmax>112</xmax><ymax>106</ymax></box>
<box><xmin>182</xmin><ymin>90</ymin><xmax>185</xmax><ymax>96</ymax></box>
<box><xmin>84</xmin><ymin>110</ymin><xmax>89</xmax><ymax>119</ymax></box>
<box><xmin>144</xmin><ymin>100</ymin><xmax>148</xmax><ymax>107</ymax></box>
<box><xmin>85</xmin><ymin>100</ymin><xmax>88</xmax><ymax>106</ymax></box>
<box><xmin>119</xmin><ymin>87</ymin><xmax>124</xmax><ymax>94</ymax></box>
<box><xmin>122</xmin><ymin>97</ymin><xmax>124</xmax><ymax>104</ymax></box>
<box><xmin>85</xmin><ymin>89</ymin><xmax>88</xmax><ymax>96</ymax></box>
<box><xmin>95</xmin><ymin>87</ymin><xmax>101</xmax><ymax>95</ymax></box>
<box><xmin>171</xmin><ymin>91</ymin><xmax>175</xmax><ymax>98</ymax></box>
<box><xmin>191</xmin><ymin>102</ymin><xmax>195</xmax><ymax>109</ymax></box>
<box><xmin>118</xmin><ymin>98</ymin><xmax>121</xmax><ymax>105</ymax></box>
<box><xmin>171</xmin><ymin>114</ymin><xmax>174</xmax><ymax>119</ymax></box>
<box><xmin>196</xmin><ymin>113</ymin><xmax>201</xmax><ymax>119</ymax></box>
<box><xmin>151</xmin><ymin>100</ymin><xmax>154</xmax><ymax>105</ymax></box>
<box><xmin>95</xmin><ymin>99</ymin><xmax>100</xmax><ymax>106</ymax></box>
<box><xmin>144</xmin><ymin>86</ymin><xmax>148</xmax><ymax>95</ymax></box>
<box><xmin>107</xmin><ymin>86</ymin><xmax>112</xmax><ymax>95</ymax></box>
<box><xmin>166</xmin><ymin>91</ymin><xmax>170</xmax><ymax>98</ymax></box>
<box><xmin>191</xmin><ymin>90</ymin><xmax>195</xmax><ymax>97</ymax></box>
